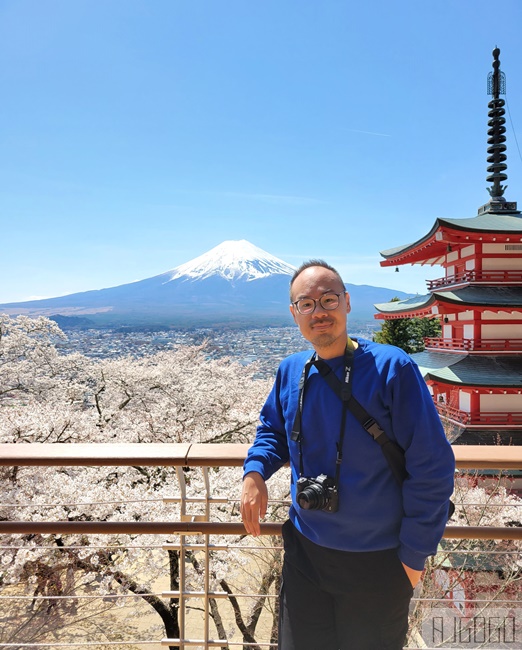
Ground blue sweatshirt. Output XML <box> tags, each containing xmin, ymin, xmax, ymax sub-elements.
<box><xmin>244</xmin><ymin>338</ymin><xmax>455</xmax><ymax>570</ymax></box>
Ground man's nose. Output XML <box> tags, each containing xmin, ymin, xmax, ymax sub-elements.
<box><xmin>313</xmin><ymin>303</ymin><xmax>329</xmax><ymax>316</ymax></box>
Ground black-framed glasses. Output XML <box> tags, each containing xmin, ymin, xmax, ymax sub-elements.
<box><xmin>292</xmin><ymin>292</ymin><xmax>345</xmax><ymax>315</ymax></box>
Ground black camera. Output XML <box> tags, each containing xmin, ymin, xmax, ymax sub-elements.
<box><xmin>296</xmin><ymin>474</ymin><xmax>339</xmax><ymax>513</ymax></box>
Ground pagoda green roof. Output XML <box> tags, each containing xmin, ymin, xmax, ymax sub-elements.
<box><xmin>380</xmin><ymin>242</ymin><xmax>417</xmax><ymax>257</ymax></box>
<box><xmin>374</xmin><ymin>293</ymin><xmax>433</xmax><ymax>313</ymax></box>
<box><xmin>411</xmin><ymin>351</ymin><xmax>522</xmax><ymax>387</ymax></box>
<box><xmin>380</xmin><ymin>213</ymin><xmax>522</xmax><ymax>259</ymax></box>
<box><xmin>435</xmin><ymin>286</ymin><xmax>522</xmax><ymax>306</ymax></box>
<box><xmin>438</xmin><ymin>539</ymin><xmax>518</xmax><ymax>572</ymax></box>
<box><xmin>374</xmin><ymin>287</ymin><xmax>522</xmax><ymax>313</ymax></box>
<box><xmin>441</xmin><ymin>213</ymin><xmax>522</xmax><ymax>232</ymax></box>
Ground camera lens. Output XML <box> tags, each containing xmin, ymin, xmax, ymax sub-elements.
<box><xmin>297</xmin><ymin>484</ymin><xmax>327</xmax><ymax>510</ymax></box>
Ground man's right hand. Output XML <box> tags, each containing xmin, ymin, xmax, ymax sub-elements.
<box><xmin>240</xmin><ymin>472</ymin><xmax>268</xmax><ymax>537</ymax></box>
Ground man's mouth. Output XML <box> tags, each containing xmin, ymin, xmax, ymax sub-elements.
<box><xmin>312</xmin><ymin>320</ymin><xmax>333</xmax><ymax>329</ymax></box>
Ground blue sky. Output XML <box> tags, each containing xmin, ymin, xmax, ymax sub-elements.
<box><xmin>1</xmin><ymin>0</ymin><xmax>522</xmax><ymax>303</ymax></box>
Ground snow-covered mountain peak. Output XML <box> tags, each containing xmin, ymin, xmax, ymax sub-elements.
<box><xmin>167</xmin><ymin>240</ymin><xmax>296</xmax><ymax>282</ymax></box>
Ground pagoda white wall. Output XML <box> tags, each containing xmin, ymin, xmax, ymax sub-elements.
<box><xmin>480</xmin><ymin>394</ymin><xmax>522</xmax><ymax>412</ymax></box>
<box><xmin>483</xmin><ymin>311</ymin><xmax>522</xmax><ymax>320</ymax></box>
<box><xmin>482</xmin><ymin>257</ymin><xmax>522</xmax><ymax>270</ymax></box>
<box><xmin>482</xmin><ymin>324</ymin><xmax>522</xmax><ymax>338</ymax></box>
<box><xmin>459</xmin><ymin>391</ymin><xmax>471</xmax><ymax>413</ymax></box>
<box><xmin>483</xmin><ymin>244</ymin><xmax>522</xmax><ymax>253</ymax></box>
<box><xmin>444</xmin><ymin>246</ymin><xmax>476</xmax><ymax>276</ymax></box>
<box><xmin>463</xmin><ymin>324</ymin><xmax>474</xmax><ymax>339</ymax></box>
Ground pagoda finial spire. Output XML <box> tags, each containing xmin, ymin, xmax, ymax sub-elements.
<box><xmin>486</xmin><ymin>47</ymin><xmax>507</xmax><ymax>199</ymax></box>
<box><xmin>478</xmin><ymin>48</ymin><xmax>519</xmax><ymax>215</ymax></box>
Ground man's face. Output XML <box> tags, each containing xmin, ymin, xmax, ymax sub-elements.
<box><xmin>289</xmin><ymin>266</ymin><xmax>350</xmax><ymax>356</ymax></box>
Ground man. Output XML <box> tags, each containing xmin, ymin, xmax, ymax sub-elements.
<box><xmin>241</xmin><ymin>260</ymin><xmax>455</xmax><ymax>650</ymax></box>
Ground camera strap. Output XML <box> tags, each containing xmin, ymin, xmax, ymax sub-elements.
<box><xmin>313</xmin><ymin>357</ymin><xmax>408</xmax><ymax>487</ymax></box>
<box><xmin>291</xmin><ymin>339</ymin><xmax>455</xmax><ymax>520</ymax></box>
<box><xmin>314</xmin><ymin>358</ymin><xmax>456</xmax><ymax>519</ymax></box>
<box><xmin>291</xmin><ymin>340</ymin><xmax>354</xmax><ymax>484</ymax></box>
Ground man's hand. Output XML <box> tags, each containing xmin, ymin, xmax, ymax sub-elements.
<box><xmin>402</xmin><ymin>563</ymin><xmax>423</xmax><ymax>588</ymax></box>
<box><xmin>240</xmin><ymin>472</ymin><xmax>268</xmax><ymax>537</ymax></box>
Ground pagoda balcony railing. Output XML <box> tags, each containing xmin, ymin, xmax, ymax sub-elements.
<box><xmin>424</xmin><ymin>337</ymin><xmax>522</xmax><ymax>352</ymax></box>
<box><xmin>435</xmin><ymin>403</ymin><xmax>522</xmax><ymax>427</ymax></box>
<box><xmin>427</xmin><ymin>269</ymin><xmax>522</xmax><ymax>290</ymax></box>
<box><xmin>1</xmin><ymin>443</ymin><xmax>522</xmax><ymax>649</ymax></box>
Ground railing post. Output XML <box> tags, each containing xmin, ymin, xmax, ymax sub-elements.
<box><xmin>203</xmin><ymin>466</ymin><xmax>211</xmax><ymax>649</ymax></box>
<box><xmin>175</xmin><ymin>466</ymin><xmax>214</xmax><ymax>649</ymax></box>
<box><xmin>176</xmin><ymin>466</ymin><xmax>188</xmax><ymax>650</ymax></box>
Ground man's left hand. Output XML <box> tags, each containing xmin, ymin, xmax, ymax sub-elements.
<box><xmin>402</xmin><ymin>563</ymin><xmax>423</xmax><ymax>588</ymax></box>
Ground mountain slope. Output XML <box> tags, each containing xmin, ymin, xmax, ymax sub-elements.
<box><xmin>0</xmin><ymin>241</ymin><xmax>413</xmax><ymax>326</ymax></box>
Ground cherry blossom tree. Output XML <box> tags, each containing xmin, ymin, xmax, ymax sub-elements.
<box><xmin>0</xmin><ymin>315</ymin><xmax>290</xmax><ymax>649</ymax></box>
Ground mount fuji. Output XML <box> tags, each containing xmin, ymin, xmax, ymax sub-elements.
<box><xmin>167</xmin><ymin>239</ymin><xmax>294</xmax><ymax>282</ymax></box>
<box><xmin>0</xmin><ymin>240</ymin><xmax>412</xmax><ymax>327</ymax></box>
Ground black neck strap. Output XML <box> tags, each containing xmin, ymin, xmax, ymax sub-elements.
<box><xmin>291</xmin><ymin>339</ymin><xmax>355</xmax><ymax>481</ymax></box>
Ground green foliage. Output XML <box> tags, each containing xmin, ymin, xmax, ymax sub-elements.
<box><xmin>373</xmin><ymin>298</ymin><xmax>441</xmax><ymax>354</ymax></box>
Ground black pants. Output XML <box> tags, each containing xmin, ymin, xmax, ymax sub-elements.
<box><xmin>278</xmin><ymin>520</ymin><xmax>413</xmax><ymax>650</ymax></box>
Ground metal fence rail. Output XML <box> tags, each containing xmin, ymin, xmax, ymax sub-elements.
<box><xmin>1</xmin><ymin>520</ymin><xmax>521</xmax><ymax>540</ymax></box>
<box><xmin>1</xmin><ymin>443</ymin><xmax>521</xmax><ymax>650</ymax></box>
<box><xmin>1</xmin><ymin>442</ymin><xmax>522</xmax><ymax>469</ymax></box>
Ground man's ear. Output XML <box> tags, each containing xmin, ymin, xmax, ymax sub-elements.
<box><xmin>289</xmin><ymin>304</ymin><xmax>298</xmax><ymax>323</ymax></box>
<box><xmin>345</xmin><ymin>292</ymin><xmax>351</xmax><ymax>315</ymax></box>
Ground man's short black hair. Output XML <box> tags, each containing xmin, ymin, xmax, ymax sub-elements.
<box><xmin>290</xmin><ymin>260</ymin><xmax>344</xmax><ymax>299</ymax></box>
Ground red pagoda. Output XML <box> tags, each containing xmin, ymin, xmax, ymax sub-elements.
<box><xmin>375</xmin><ymin>48</ymin><xmax>522</xmax><ymax>445</ymax></box>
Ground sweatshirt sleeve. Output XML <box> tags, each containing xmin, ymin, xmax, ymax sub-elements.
<box><xmin>391</xmin><ymin>360</ymin><xmax>456</xmax><ymax>570</ymax></box>
<box><xmin>243</xmin><ymin>367</ymin><xmax>290</xmax><ymax>481</ymax></box>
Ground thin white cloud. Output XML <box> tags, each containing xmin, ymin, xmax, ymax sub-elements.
<box><xmin>284</xmin><ymin>253</ymin><xmax>382</xmax><ymax>266</ymax></box>
<box><xmin>220</xmin><ymin>192</ymin><xmax>323</xmax><ymax>206</ymax></box>
<box><xmin>163</xmin><ymin>189</ymin><xmax>323</xmax><ymax>206</ymax></box>
<box><xmin>343</xmin><ymin>128</ymin><xmax>392</xmax><ymax>138</ymax></box>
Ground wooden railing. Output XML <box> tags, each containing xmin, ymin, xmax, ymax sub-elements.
<box><xmin>435</xmin><ymin>404</ymin><xmax>522</xmax><ymax>427</ymax></box>
<box><xmin>427</xmin><ymin>269</ymin><xmax>522</xmax><ymax>290</ymax></box>
<box><xmin>424</xmin><ymin>337</ymin><xmax>522</xmax><ymax>352</ymax></box>
<box><xmin>1</xmin><ymin>443</ymin><xmax>522</xmax><ymax>537</ymax></box>
<box><xmin>1</xmin><ymin>443</ymin><xmax>521</xmax><ymax>649</ymax></box>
